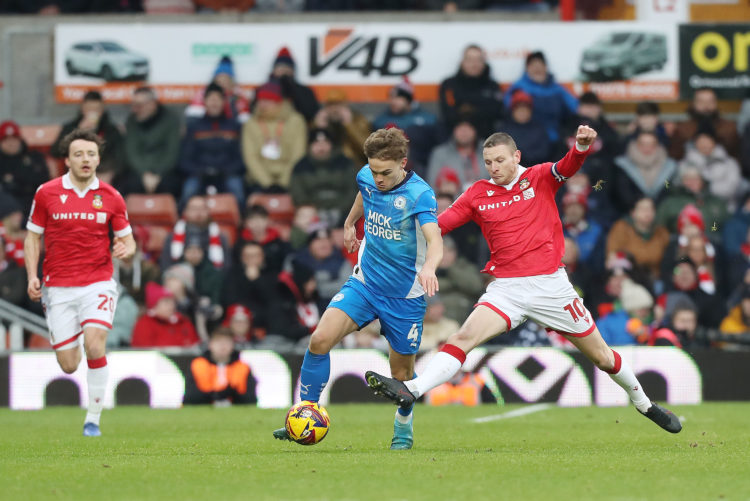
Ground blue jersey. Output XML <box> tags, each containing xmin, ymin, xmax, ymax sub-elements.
<box><xmin>353</xmin><ymin>167</ymin><xmax>438</xmax><ymax>299</ymax></box>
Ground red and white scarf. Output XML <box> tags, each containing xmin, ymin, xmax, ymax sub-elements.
<box><xmin>170</xmin><ymin>220</ymin><xmax>224</xmax><ymax>268</ymax></box>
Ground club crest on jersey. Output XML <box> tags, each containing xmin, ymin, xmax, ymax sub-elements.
<box><xmin>394</xmin><ymin>196</ymin><xmax>407</xmax><ymax>209</ymax></box>
<box><xmin>332</xmin><ymin>293</ymin><xmax>345</xmax><ymax>302</ymax></box>
<box><xmin>519</xmin><ymin>178</ymin><xmax>530</xmax><ymax>190</ymax></box>
<box><xmin>59</xmin><ymin>194</ymin><xmax>68</xmax><ymax>204</ymax></box>
<box><xmin>92</xmin><ymin>194</ymin><xmax>103</xmax><ymax>209</ymax></box>
<box><xmin>486</xmin><ymin>190</ymin><xmax>495</xmax><ymax>196</ymax></box>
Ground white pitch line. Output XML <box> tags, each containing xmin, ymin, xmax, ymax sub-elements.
<box><xmin>472</xmin><ymin>403</ymin><xmax>553</xmax><ymax>424</ymax></box>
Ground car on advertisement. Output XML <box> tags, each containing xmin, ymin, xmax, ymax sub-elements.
<box><xmin>64</xmin><ymin>41</ymin><xmax>149</xmax><ymax>81</ymax></box>
<box><xmin>580</xmin><ymin>32</ymin><xmax>667</xmax><ymax>81</ymax></box>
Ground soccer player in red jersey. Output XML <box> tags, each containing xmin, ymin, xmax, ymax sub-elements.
<box><xmin>24</xmin><ymin>129</ymin><xmax>136</xmax><ymax>437</ymax></box>
<box><xmin>367</xmin><ymin>125</ymin><xmax>682</xmax><ymax>434</ymax></box>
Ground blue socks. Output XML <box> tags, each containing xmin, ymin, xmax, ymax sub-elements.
<box><xmin>299</xmin><ymin>350</ymin><xmax>330</xmax><ymax>402</ymax></box>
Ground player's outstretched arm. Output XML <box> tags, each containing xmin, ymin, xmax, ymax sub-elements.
<box><xmin>418</xmin><ymin>222</ymin><xmax>442</xmax><ymax>297</ymax></box>
<box><xmin>24</xmin><ymin>231</ymin><xmax>42</xmax><ymax>301</ymax></box>
<box><xmin>343</xmin><ymin>192</ymin><xmax>364</xmax><ymax>254</ymax></box>
<box><xmin>112</xmin><ymin>233</ymin><xmax>137</xmax><ymax>260</ymax></box>
<box><xmin>553</xmin><ymin>125</ymin><xmax>598</xmax><ymax>179</ymax></box>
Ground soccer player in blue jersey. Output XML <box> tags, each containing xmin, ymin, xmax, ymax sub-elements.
<box><xmin>274</xmin><ymin>127</ymin><xmax>443</xmax><ymax>449</ymax></box>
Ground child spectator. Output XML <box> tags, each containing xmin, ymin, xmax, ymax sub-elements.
<box><xmin>131</xmin><ymin>282</ymin><xmax>200</xmax><ymax>348</ymax></box>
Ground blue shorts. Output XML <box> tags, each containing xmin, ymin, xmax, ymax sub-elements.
<box><xmin>328</xmin><ymin>277</ymin><xmax>426</xmax><ymax>355</ymax></box>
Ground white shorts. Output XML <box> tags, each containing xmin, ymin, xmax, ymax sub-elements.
<box><xmin>476</xmin><ymin>268</ymin><xmax>596</xmax><ymax>338</ymax></box>
<box><xmin>41</xmin><ymin>279</ymin><xmax>119</xmax><ymax>351</ymax></box>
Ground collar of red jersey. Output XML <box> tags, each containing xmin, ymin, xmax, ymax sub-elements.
<box><xmin>62</xmin><ymin>172</ymin><xmax>100</xmax><ymax>196</ymax></box>
<box><xmin>488</xmin><ymin>165</ymin><xmax>526</xmax><ymax>191</ymax></box>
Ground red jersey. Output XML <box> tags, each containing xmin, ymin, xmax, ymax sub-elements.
<box><xmin>26</xmin><ymin>173</ymin><xmax>132</xmax><ymax>287</ymax></box>
<box><xmin>439</xmin><ymin>146</ymin><xmax>590</xmax><ymax>279</ymax></box>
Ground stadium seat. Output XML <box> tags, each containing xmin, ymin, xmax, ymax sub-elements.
<box><xmin>206</xmin><ymin>194</ymin><xmax>241</xmax><ymax>227</ymax></box>
<box><xmin>247</xmin><ymin>193</ymin><xmax>295</xmax><ymax>226</ymax></box>
<box><xmin>126</xmin><ymin>194</ymin><xmax>179</xmax><ymax>227</ymax></box>
<box><xmin>20</xmin><ymin>124</ymin><xmax>61</xmax><ymax>155</ymax></box>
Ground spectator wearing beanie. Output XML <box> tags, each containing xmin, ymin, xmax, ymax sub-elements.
<box><xmin>597</xmin><ymin>279</ymin><xmax>654</xmax><ymax>346</ymax></box>
<box><xmin>504</xmin><ymin>50</ymin><xmax>578</xmax><ymax>144</ymax></box>
<box><xmin>179</xmin><ymin>83</ymin><xmax>246</xmax><ymax>209</ymax></box>
<box><xmin>495</xmin><ymin>90</ymin><xmax>551</xmax><ymax>167</ymax></box>
<box><xmin>439</xmin><ymin>44</ymin><xmax>504</xmax><ymax>139</ymax></box>
<box><xmin>269</xmin><ymin>46</ymin><xmax>319</xmax><ymax>122</ymax></box>
<box><xmin>372</xmin><ymin>76</ymin><xmax>438</xmax><ymax>172</ymax></box>
<box><xmin>242</xmin><ymin>80</ymin><xmax>307</xmax><ymax>190</ymax></box>
<box><xmin>427</xmin><ymin>117</ymin><xmax>486</xmax><ymax>191</ymax></box>
<box><xmin>186</xmin><ymin>55</ymin><xmax>250</xmax><ymax>123</ymax></box>
<box><xmin>289</xmin><ymin>127</ymin><xmax>358</xmax><ymax>227</ymax></box>
<box><xmin>131</xmin><ymin>282</ymin><xmax>200</xmax><ymax>348</ymax></box>
<box><xmin>0</xmin><ymin>120</ymin><xmax>49</xmax><ymax>215</ymax></box>
<box><xmin>222</xmin><ymin>303</ymin><xmax>259</xmax><ymax>345</ymax></box>
<box><xmin>606</xmin><ymin>197</ymin><xmax>670</xmax><ymax>280</ymax></box>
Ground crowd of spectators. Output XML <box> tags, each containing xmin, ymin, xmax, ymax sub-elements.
<box><xmin>2</xmin><ymin>42</ymin><xmax>750</xmax><ymax>356</ymax></box>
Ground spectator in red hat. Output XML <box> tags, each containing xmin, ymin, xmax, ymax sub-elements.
<box><xmin>131</xmin><ymin>282</ymin><xmax>200</xmax><ymax>347</ymax></box>
<box><xmin>222</xmin><ymin>303</ymin><xmax>258</xmax><ymax>345</ymax></box>
<box><xmin>655</xmin><ymin>164</ymin><xmax>728</xmax><ymax>233</ymax></box>
<box><xmin>242</xmin><ymin>80</ymin><xmax>307</xmax><ymax>190</ymax></box>
<box><xmin>0</xmin><ymin>120</ymin><xmax>50</xmax><ymax>215</ymax></box>
<box><xmin>606</xmin><ymin>197</ymin><xmax>670</xmax><ymax>280</ymax></box>
<box><xmin>427</xmin><ymin>118</ymin><xmax>485</xmax><ymax>191</ymax></box>
<box><xmin>269</xmin><ymin>47</ymin><xmax>319</xmax><ymax>122</ymax></box>
<box><xmin>560</xmin><ymin>190</ymin><xmax>604</xmax><ymax>270</ymax></box>
<box><xmin>496</xmin><ymin>90</ymin><xmax>551</xmax><ymax>167</ymax></box>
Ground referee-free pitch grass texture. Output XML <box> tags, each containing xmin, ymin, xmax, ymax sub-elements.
<box><xmin>2</xmin><ymin>403</ymin><xmax>748</xmax><ymax>501</ymax></box>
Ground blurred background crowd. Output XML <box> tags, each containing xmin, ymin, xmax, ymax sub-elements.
<box><xmin>1</xmin><ymin>3</ymin><xmax>750</xmax><ymax>359</ymax></box>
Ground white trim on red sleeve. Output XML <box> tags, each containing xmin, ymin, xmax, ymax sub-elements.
<box><xmin>113</xmin><ymin>225</ymin><xmax>133</xmax><ymax>238</ymax></box>
<box><xmin>26</xmin><ymin>221</ymin><xmax>45</xmax><ymax>234</ymax></box>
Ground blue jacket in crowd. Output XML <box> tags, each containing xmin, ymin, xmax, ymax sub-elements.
<box><xmin>504</xmin><ymin>72</ymin><xmax>578</xmax><ymax>143</ymax></box>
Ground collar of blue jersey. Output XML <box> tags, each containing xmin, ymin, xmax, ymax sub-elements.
<box><xmin>62</xmin><ymin>172</ymin><xmax>100</xmax><ymax>198</ymax></box>
<box><xmin>489</xmin><ymin>165</ymin><xmax>526</xmax><ymax>191</ymax></box>
<box><xmin>386</xmin><ymin>169</ymin><xmax>414</xmax><ymax>192</ymax></box>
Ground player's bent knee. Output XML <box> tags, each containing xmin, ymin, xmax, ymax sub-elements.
<box><xmin>59</xmin><ymin>360</ymin><xmax>79</xmax><ymax>374</ymax></box>
<box><xmin>308</xmin><ymin>330</ymin><xmax>335</xmax><ymax>355</ymax></box>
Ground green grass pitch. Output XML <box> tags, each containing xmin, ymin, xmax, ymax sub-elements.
<box><xmin>2</xmin><ymin>403</ymin><xmax>748</xmax><ymax>501</ymax></box>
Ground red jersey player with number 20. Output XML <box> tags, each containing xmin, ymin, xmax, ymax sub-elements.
<box><xmin>367</xmin><ymin>125</ymin><xmax>682</xmax><ymax>434</ymax></box>
<box><xmin>25</xmin><ymin>129</ymin><xmax>136</xmax><ymax>437</ymax></box>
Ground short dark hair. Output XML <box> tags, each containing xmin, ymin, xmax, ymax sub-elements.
<box><xmin>83</xmin><ymin>90</ymin><xmax>103</xmax><ymax>102</ymax></box>
<box><xmin>205</xmin><ymin>82</ymin><xmax>225</xmax><ymax>99</ymax></box>
<box><xmin>58</xmin><ymin>128</ymin><xmax>105</xmax><ymax>157</ymax></box>
<box><xmin>525</xmin><ymin>50</ymin><xmax>546</xmax><ymax>66</ymax></box>
<box><xmin>635</xmin><ymin>101</ymin><xmax>659</xmax><ymax>116</ymax></box>
<box><xmin>133</xmin><ymin>86</ymin><xmax>157</xmax><ymax>100</ymax></box>
<box><xmin>245</xmin><ymin>204</ymin><xmax>269</xmax><ymax>219</ymax></box>
<box><xmin>210</xmin><ymin>326</ymin><xmax>234</xmax><ymax>340</ymax></box>
<box><xmin>363</xmin><ymin>128</ymin><xmax>409</xmax><ymax>161</ymax></box>
<box><xmin>483</xmin><ymin>132</ymin><xmax>517</xmax><ymax>151</ymax></box>
<box><xmin>579</xmin><ymin>91</ymin><xmax>601</xmax><ymax>106</ymax></box>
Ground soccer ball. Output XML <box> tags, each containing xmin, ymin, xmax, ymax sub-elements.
<box><xmin>285</xmin><ymin>401</ymin><xmax>331</xmax><ymax>445</ymax></box>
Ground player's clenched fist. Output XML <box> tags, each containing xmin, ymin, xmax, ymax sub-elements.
<box><xmin>575</xmin><ymin>125</ymin><xmax>597</xmax><ymax>147</ymax></box>
<box><xmin>27</xmin><ymin>276</ymin><xmax>42</xmax><ymax>302</ymax></box>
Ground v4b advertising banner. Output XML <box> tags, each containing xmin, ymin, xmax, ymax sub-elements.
<box><xmin>53</xmin><ymin>22</ymin><xmax>679</xmax><ymax>104</ymax></box>
<box><xmin>679</xmin><ymin>24</ymin><xmax>750</xmax><ymax>99</ymax></box>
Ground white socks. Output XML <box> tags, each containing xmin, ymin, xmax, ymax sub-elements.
<box><xmin>85</xmin><ymin>357</ymin><xmax>108</xmax><ymax>426</ymax></box>
<box><xmin>404</xmin><ymin>349</ymin><xmax>464</xmax><ymax>398</ymax></box>
<box><xmin>606</xmin><ymin>351</ymin><xmax>651</xmax><ymax>413</ymax></box>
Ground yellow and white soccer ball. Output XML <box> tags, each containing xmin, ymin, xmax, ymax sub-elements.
<box><xmin>285</xmin><ymin>400</ymin><xmax>331</xmax><ymax>445</ymax></box>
